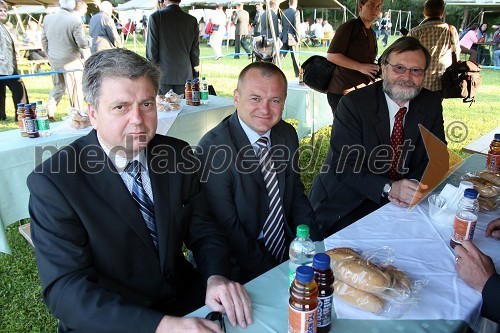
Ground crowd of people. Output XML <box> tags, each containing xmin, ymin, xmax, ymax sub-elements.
<box><xmin>1</xmin><ymin>0</ymin><xmax>499</xmax><ymax>330</ymax></box>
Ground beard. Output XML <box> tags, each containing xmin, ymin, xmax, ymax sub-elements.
<box><xmin>383</xmin><ymin>75</ymin><xmax>422</xmax><ymax>104</ymax></box>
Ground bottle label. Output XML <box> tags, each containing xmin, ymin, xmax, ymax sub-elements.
<box><xmin>25</xmin><ymin>118</ymin><xmax>38</xmax><ymax>134</ymax></box>
<box><xmin>200</xmin><ymin>90</ymin><xmax>209</xmax><ymax>101</ymax></box>
<box><xmin>486</xmin><ymin>154</ymin><xmax>500</xmax><ymax>173</ymax></box>
<box><xmin>37</xmin><ymin>118</ymin><xmax>50</xmax><ymax>131</ymax></box>
<box><xmin>288</xmin><ymin>306</ymin><xmax>317</xmax><ymax>333</ymax></box>
<box><xmin>317</xmin><ymin>295</ymin><xmax>333</xmax><ymax>328</ymax></box>
<box><xmin>192</xmin><ymin>91</ymin><xmax>200</xmax><ymax>105</ymax></box>
<box><xmin>451</xmin><ymin>215</ymin><xmax>477</xmax><ymax>244</ymax></box>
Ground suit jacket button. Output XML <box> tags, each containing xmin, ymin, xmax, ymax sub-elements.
<box><xmin>336</xmin><ymin>215</ymin><xmax>341</xmax><ymax>220</ymax></box>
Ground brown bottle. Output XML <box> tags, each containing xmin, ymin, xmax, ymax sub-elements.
<box><xmin>24</xmin><ymin>105</ymin><xmax>40</xmax><ymax>138</ymax></box>
<box><xmin>289</xmin><ymin>265</ymin><xmax>318</xmax><ymax>333</ymax></box>
<box><xmin>313</xmin><ymin>253</ymin><xmax>335</xmax><ymax>333</ymax></box>
<box><xmin>486</xmin><ymin>133</ymin><xmax>500</xmax><ymax>173</ymax></box>
<box><xmin>17</xmin><ymin>103</ymin><xmax>28</xmax><ymax>137</ymax></box>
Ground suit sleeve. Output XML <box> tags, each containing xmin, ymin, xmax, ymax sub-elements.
<box><xmin>190</xmin><ymin>18</ymin><xmax>200</xmax><ymax>74</ymax></box>
<box><xmin>28</xmin><ymin>172</ymin><xmax>164</xmax><ymax>333</ymax></box>
<box><xmin>196</xmin><ymin>143</ymin><xmax>278</xmax><ymax>274</ymax></box>
<box><xmin>146</xmin><ymin>14</ymin><xmax>159</xmax><ymax>63</ymax></box>
<box><xmin>72</xmin><ymin>22</ymin><xmax>89</xmax><ymax>49</ymax></box>
<box><xmin>481</xmin><ymin>273</ymin><xmax>500</xmax><ymax>323</ymax></box>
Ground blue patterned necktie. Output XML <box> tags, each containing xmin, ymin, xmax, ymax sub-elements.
<box><xmin>256</xmin><ymin>137</ymin><xmax>286</xmax><ymax>262</ymax></box>
<box><xmin>125</xmin><ymin>160</ymin><xmax>158</xmax><ymax>249</ymax></box>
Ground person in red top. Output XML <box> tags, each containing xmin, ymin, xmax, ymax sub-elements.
<box><xmin>123</xmin><ymin>19</ymin><xmax>136</xmax><ymax>39</ymax></box>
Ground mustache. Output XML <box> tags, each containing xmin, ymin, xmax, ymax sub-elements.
<box><xmin>393</xmin><ymin>79</ymin><xmax>417</xmax><ymax>88</ymax></box>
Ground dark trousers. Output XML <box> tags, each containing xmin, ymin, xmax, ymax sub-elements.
<box><xmin>280</xmin><ymin>43</ymin><xmax>300</xmax><ymax>77</ymax></box>
<box><xmin>380</xmin><ymin>29</ymin><xmax>389</xmax><ymax>45</ymax></box>
<box><xmin>159</xmin><ymin>83</ymin><xmax>185</xmax><ymax>96</ymax></box>
<box><xmin>234</xmin><ymin>34</ymin><xmax>251</xmax><ymax>58</ymax></box>
<box><xmin>0</xmin><ymin>72</ymin><xmax>28</xmax><ymax>120</ymax></box>
<box><xmin>326</xmin><ymin>92</ymin><xmax>343</xmax><ymax>117</ymax></box>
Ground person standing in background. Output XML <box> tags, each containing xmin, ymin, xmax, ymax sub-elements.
<box><xmin>280</xmin><ymin>0</ymin><xmax>300</xmax><ymax>77</ymax></box>
<box><xmin>408</xmin><ymin>0</ymin><xmax>460</xmax><ymax>95</ymax></box>
<box><xmin>325</xmin><ymin>0</ymin><xmax>381</xmax><ymax>116</ymax></box>
<box><xmin>380</xmin><ymin>11</ymin><xmax>391</xmax><ymax>47</ymax></box>
<box><xmin>260</xmin><ymin>0</ymin><xmax>280</xmax><ymax>40</ymax></box>
<box><xmin>373</xmin><ymin>11</ymin><xmax>382</xmax><ymax>40</ymax></box>
<box><xmin>251</xmin><ymin>2</ymin><xmax>263</xmax><ymax>37</ymax></box>
<box><xmin>89</xmin><ymin>1</ymin><xmax>122</xmax><ymax>54</ymax></box>
<box><xmin>232</xmin><ymin>3</ymin><xmax>252</xmax><ymax>59</ymax></box>
<box><xmin>147</xmin><ymin>0</ymin><xmax>199</xmax><ymax>95</ymax></box>
<box><xmin>0</xmin><ymin>0</ymin><xmax>28</xmax><ymax>121</ymax></box>
<box><xmin>210</xmin><ymin>3</ymin><xmax>227</xmax><ymax>60</ymax></box>
<box><xmin>42</xmin><ymin>0</ymin><xmax>89</xmax><ymax>120</ymax></box>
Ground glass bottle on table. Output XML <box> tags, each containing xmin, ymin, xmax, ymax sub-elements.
<box><xmin>289</xmin><ymin>224</ymin><xmax>315</xmax><ymax>287</ymax></box>
<box><xmin>313</xmin><ymin>253</ymin><xmax>335</xmax><ymax>333</ymax></box>
<box><xmin>185</xmin><ymin>79</ymin><xmax>193</xmax><ymax>106</ymax></box>
<box><xmin>450</xmin><ymin>188</ymin><xmax>479</xmax><ymax>248</ymax></box>
<box><xmin>289</xmin><ymin>265</ymin><xmax>318</xmax><ymax>333</ymax></box>
<box><xmin>24</xmin><ymin>105</ymin><xmax>40</xmax><ymax>138</ymax></box>
<box><xmin>486</xmin><ymin>133</ymin><xmax>500</xmax><ymax>173</ymax></box>
<box><xmin>192</xmin><ymin>77</ymin><xmax>200</xmax><ymax>106</ymax></box>
<box><xmin>17</xmin><ymin>103</ymin><xmax>28</xmax><ymax>137</ymax></box>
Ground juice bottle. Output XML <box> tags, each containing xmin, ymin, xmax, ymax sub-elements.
<box><xmin>289</xmin><ymin>265</ymin><xmax>318</xmax><ymax>333</ymax></box>
<box><xmin>192</xmin><ymin>77</ymin><xmax>200</xmax><ymax>106</ymax></box>
<box><xmin>185</xmin><ymin>79</ymin><xmax>193</xmax><ymax>106</ymax></box>
<box><xmin>486</xmin><ymin>133</ymin><xmax>500</xmax><ymax>173</ymax></box>
<box><xmin>17</xmin><ymin>103</ymin><xmax>28</xmax><ymax>137</ymax></box>
<box><xmin>313</xmin><ymin>253</ymin><xmax>335</xmax><ymax>332</ymax></box>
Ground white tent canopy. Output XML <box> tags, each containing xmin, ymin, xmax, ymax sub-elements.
<box><xmin>7</xmin><ymin>5</ymin><xmax>46</xmax><ymax>14</ymax></box>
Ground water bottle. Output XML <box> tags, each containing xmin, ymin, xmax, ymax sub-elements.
<box><xmin>200</xmin><ymin>76</ymin><xmax>209</xmax><ymax>104</ymax></box>
<box><xmin>36</xmin><ymin>100</ymin><xmax>51</xmax><ymax>137</ymax></box>
<box><xmin>486</xmin><ymin>133</ymin><xmax>500</xmax><ymax>173</ymax></box>
<box><xmin>289</xmin><ymin>224</ymin><xmax>315</xmax><ymax>286</ymax></box>
<box><xmin>313</xmin><ymin>253</ymin><xmax>335</xmax><ymax>332</ymax></box>
<box><xmin>288</xmin><ymin>265</ymin><xmax>318</xmax><ymax>333</ymax></box>
<box><xmin>450</xmin><ymin>188</ymin><xmax>479</xmax><ymax>248</ymax></box>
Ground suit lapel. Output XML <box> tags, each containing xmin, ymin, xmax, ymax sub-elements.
<box><xmin>404</xmin><ymin>98</ymin><xmax>426</xmax><ymax>165</ymax></box>
<box><xmin>228</xmin><ymin>113</ymin><xmax>266</xmax><ymax>190</ymax></box>
<box><xmin>374</xmin><ymin>88</ymin><xmax>391</xmax><ymax>145</ymax></box>
<box><xmin>83</xmin><ymin>131</ymin><xmax>159</xmax><ymax>256</ymax></box>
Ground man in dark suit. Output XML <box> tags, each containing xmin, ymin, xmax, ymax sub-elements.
<box><xmin>260</xmin><ymin>0</ymin><xmax>280</xmax><ymax>40</ymax></box>
<box><xmin>146</xmin><ymin>0</ymin><xmax>199</xmax><ymax>95</ymax></box>
<box><xmin>196</xmin><ymin>62</ymin><xmax>320</xmax><ymax>284</ymax></box>
<box><xmin>280</xmin><ymin>0</ymin><xmax>300</xmax><ymax>77</ymax></box>
<box><xmin>232</xmin><ymin>3</ymin><xmax>251</xmax><ymax>59</ymax></box>
<box><xmin>455</xmin><ymin>217</ymin><xmax>500</xmax><ymax>324</ymax></box>
<box><xmin>251</xmin><ymin>2</ymin><xmax>263</xmax><ymax>37</ymax></box>
<box><xmin>309</xmin><ymin>37</ymin><xmax>447</xmax><ymax>237</ymax></box>
<box><xmin>28</xmin><ymin>48</ymin><xmax>252</xmax><ymax>333</ymax></box>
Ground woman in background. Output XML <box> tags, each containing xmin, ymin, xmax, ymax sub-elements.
<box><xmin>459</xmin><ymin>23</ymin><xmax>479</xmax><ymax>63</ymax></box>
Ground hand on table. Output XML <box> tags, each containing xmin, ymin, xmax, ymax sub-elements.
<box><xmin>486</xmin><ymin>217</ymin><xmax>500</xmax><ymax>240</ymax></box>
<box><xmin>388</xmin><ymin>179</ymin><xmax>427</xmax><ymax>207</ymax></box>
<box><xmin>205</xmin><ymin>275</ymin><xmax>253</xmax><ymax>328</ymax></box>
<box><xmin>155</xmin><ymin>315</ymin><xmax>224</xmax><ymax>333</ymax></box>
<box><xmin>454</xmin><ymin>240</ymin><xmax>496</xmax><ymax>292</ymax></box>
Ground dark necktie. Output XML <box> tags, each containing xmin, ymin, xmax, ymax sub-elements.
<box><xmin>125</xmin><ymin>160</ymin><xmax>158</xmax><ymax>249</ymax></box>
<box><xmin>389</xmin><ymin>107</ymin><xmax>407</xmax><ymax>181</ymax></box>
<box><xmin>256</xmin><ymin>137</ymin><xmax>286</xmax><ymax>262</ymax></box>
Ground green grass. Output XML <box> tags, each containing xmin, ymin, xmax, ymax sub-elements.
<box><xmin>1</xmin><ymin>35</ymin><xmax>498</xmax><ymax>332</ymax></box>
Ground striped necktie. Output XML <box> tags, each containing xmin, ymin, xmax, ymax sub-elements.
<box><xmin>256</xmin><ymin>137</ymin><xmax>286</xmax><ymax>262</ymax></box>
<box><xmin>389</xmin><ymin>107</ymin><xmax>407</xmax><ymax>181</ymax></box>
<box><xmin>125</xmin><ymin>160</ymin><xmax>158</xmax><ymax>249</ymax></box>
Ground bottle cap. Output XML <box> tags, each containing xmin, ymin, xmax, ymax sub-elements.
<box><xmin>296</xmin><ymin>224</ymin><xmax>310</xmax><ymax>238</ymax></box>
<box><xmin>463</xmin><ymin>188</ymin><xmax>478</xmax><ymax>199</ymax></box>
<box><xmin>313</xmin><ymin>253</ymin><xmax>330</xmax><ymax>270</ymax></box>
<box><xmin>295</xmin><ymin>265</ymin><xmax>314</xmax><ymax>283</ymax></box>
<box><xmin>202</xmin><ymin>76</ymin><xmax>206</xmax><ymax>80</ymax></box>
<box><xmin>17</xmin><ymin>103</ymin><xmax>24</xmax><ymax>108</ymax></box>
<box><xmin>494</xmin><ymin>133</ymin><xmax>500</xmax><ymax>140</ymax></box>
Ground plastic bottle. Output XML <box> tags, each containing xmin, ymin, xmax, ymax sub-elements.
<box><xmin>299</xmin><ymin>68</ymin><xmax>305</xmax><ymax>86</ymax></box>
<box><xmin>450</xmin><ymin>188</ymin><xmax>479</xmax><ymax>248</ymax></box>
<box><xmin>192</xmin><ymin>77</ymin><xmax>201</xmax><ymax>106</ymax></box>
<box><xmin>289</xmin><ymin>224</ymin><xmax>316</xmax><ymax>286</ymax></box>
<box><xmin>313</xmin><ymin>253</ymin><xmax>335</xmax><ymax>333</ymax></box>
<box><xmin>36</xmin><ymin>101</ymin><xmax>51</xmax><ymax>137</ymax></box>
<box><xmin>200</xmin><ymin>76</ymin><xmax>209</xmax><ymax>104</ymax></box>
<box><xmin>486</xmin><ymin>133</ymin><xmax>500</xmax><ymax>173</ymax></box>
<box><xmin>185</xmin><ymin>79</ymin><xmax>193</xmax><ymax>106</ymax></box>
<box><xmin>288</xmin><ymin>265</ymin><xmax>318</xmax><ymax>333</ymax></box>
<box><xmin>24</xmin><ymin>105</ymin><xmax>40</xmax><ymax>138</ymax></box>
<box><xmin>17</xmin><ymin>103</ymin><xmax>28</xmax><ymax>137</ymax></box>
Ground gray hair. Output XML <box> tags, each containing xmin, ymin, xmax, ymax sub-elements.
<box><xmin>379</xmin><ymin>36</ymin><xmax>431</xmax><ymax>70</ymax></box>
<box><xmin>237</xmin><ymin>61</ymin><xmax>287</xmax><ymax>95</ymax></box>
<box><xmin>59</xmin><ymin>0</ymin><xmax>76</xmax><ymax>10</ymax></box>
<box><xmin>83</xmin><ymin>48</ymin><xmax>161</xmax><ymax>109</ymax></box>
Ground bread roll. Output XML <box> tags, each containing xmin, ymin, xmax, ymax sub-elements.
<box><xmin>478</xmin><ymin>196</ymin><xmax>498</xmax><ymax>211</ymax></box>
<box><xmin>334</xmin><ymin>280</ymin><xmax>384</xmax><ymax>314</ymax></box>
<box><xmin>383</xmin><ymin>265</ymin><xmax>411</xmax><ymax>293</ymax></box>
<box><xmin>325</xmin><ymin>247</ymin><xmax>361</xmax><ymax>265</ymax></box>
<box><xmin>334</xmin><ymin>259</ymin><xmax>390</xmax><ymax>293</ymax></box>
<box><xmin>479</xmin><ymin>171</ymin><xmax>500</xmax><ymax>186</ymax></box>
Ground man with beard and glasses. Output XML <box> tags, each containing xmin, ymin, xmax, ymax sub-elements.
<box><xmin>309</xmin><ymin>37</ymin><xmax>447</xmax><ymax>237</ymax></box>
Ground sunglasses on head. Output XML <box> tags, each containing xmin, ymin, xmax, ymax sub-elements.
<box><xmin>205</xmin><ymin>311</ymin><xmax>226</xmax><ymax>332</ymax></box>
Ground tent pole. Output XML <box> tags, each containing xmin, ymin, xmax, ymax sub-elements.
<box><xmin>266</xmin><ymin>0</ymin><xmax>281</xmax><ymax>67</ymax></box>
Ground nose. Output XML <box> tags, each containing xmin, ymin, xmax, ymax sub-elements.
<box><xmin>128</xmin><ymin>104</ymin><xmax>144</xmax><ymax>124</ymax></box>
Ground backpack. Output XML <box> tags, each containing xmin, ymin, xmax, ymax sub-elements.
<box><xmin>300</xmin><ymin>56</ymin><xmax>336</xmax><ymax>93</ymax></box>
<box><xmin>441</xmin><ymin>52</ymin><xmax>481</xmax><ymax>105</ymax></box>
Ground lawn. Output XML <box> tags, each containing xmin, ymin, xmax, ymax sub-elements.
<box><xmin>0</xmin><ymin>35</ymin><xmax>498</xmax><ymax>332</ymax></box>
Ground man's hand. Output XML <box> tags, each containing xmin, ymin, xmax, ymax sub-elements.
<box><xmin>455</xmin><ymin>240</ymin><xmax>496</xmax><ymax>292</ymax></box>
<box><xmin>205</xmin><ymin>275</ymin><xmax>253</xmax><ymax>328</ymax></box>
<box><xmin>486</xmin><ymin>217</ymin><xmax>500</xmax><ymax>240</ymax></box>
<box><xmin>388</xmin><ymin>179</ymin><xmax>427</xmax><ymax>207</ymax></box>
<box><xmin>155</xmin><ymin>315</ymin><xmax>224</xmax><ymax>333</ymax></box>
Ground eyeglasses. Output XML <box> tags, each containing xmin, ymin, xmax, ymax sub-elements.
<box><xmin>205</xmin><ymin>311</ymin><xmax>226</xmax><ymax>332</ymax></box>
<box><xmin>386</xmin><ymin>63</ymin><xmax>425</xmax><ymax>76</ymax></box>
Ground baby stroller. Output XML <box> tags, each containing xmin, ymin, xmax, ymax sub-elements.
<box><xmin>252</xmin><ymin>35</ymin><xmax>282</xmax><ymax>63</ymax></box>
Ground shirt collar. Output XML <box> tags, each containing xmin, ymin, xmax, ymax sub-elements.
<box><xmin>384</xmin><ymin>92</ymin><xmax>410</xmax><ymax>119</ymax></box>
<box><xmin>96</xmin><ymin>134</ymin><xmax>147</xmax><ymax>172</ymax></box>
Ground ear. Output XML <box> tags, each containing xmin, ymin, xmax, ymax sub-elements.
<box><xmin>88</xmin><ymin>104</ymin><xmax>98</xmax><ymax>130</ymax></box>
<box><xmin>233</xmin><ymin>89</ymin><xmax>239</xmax><ymax>108</ymax></box>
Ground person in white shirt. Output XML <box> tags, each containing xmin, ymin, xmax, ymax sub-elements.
<box><xmin>210</xmin><ymin>3</ymin><xmax>227</xmax><ymax>60</ymax></box>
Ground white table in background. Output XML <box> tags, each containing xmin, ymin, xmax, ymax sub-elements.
<box><xmin>462</xmin><ymin>126</ymin><xmax>499</xmax><ymax>155</ymax></box>
<box><xmin>188</xmin><ymin>154</ymin><xmax>498</xmax><ymax>333</ymax></box>
<box><xmin>0</xmin><ymin>96</ymin><xmax>234</xmax><ymax>254</ymax></box>
<box><xmin>284</xmin><ymin>82</ymin><xmax>332</xmax><ymax>139</ymax></box>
